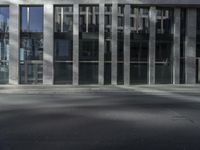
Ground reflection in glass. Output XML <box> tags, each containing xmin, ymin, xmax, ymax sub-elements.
<box><xmin>180</xmin><ymin>9</ymin><xmax>186</xmax><ymax>84</ymax></box>
<box><xmin>155</xmin><ymin>8</ymin><xmax>173</xmax><ymax>84</ymax></box>
<box><xmin>20</xmin><ymin>64</ymin><xmax>43</xmax><ymax>84</ymax></box>
<box><xmin>117</xmin><ymin>5</ymin><xmax>124</xmax><ymax>84</ymax></box>
<box><xmin>79</xmin><ymin>5</ymin><xmax>99</xmax><ymax>84</ymax></box>
<box><xmin>79</xmin><ymin>63</ymin><xmax>98</xmax><ymax>84</ymax></box>
<box><xmin>130</xmin><ymin>63</ymin><xmax>147</xmax><ymax>84</ymax></box>
<box><xmin>0</xmin><ymin>7</ymin><xmax>9</xmax><ymax>84</ymax></box>
<box><xmin>54</xmin><ymin>6</ymin><xmax>73</xmax><ymax>84</ymax></box>
<box><xmin>196</xmin><ymin>9</ymin><xmax>200</xmax><ymax>83</ymax></box>
<box><xmin>104</xmin><ymin>5</ymin><xmax>112</xmax><ymax>84</ymax></box>
<box><xmin>54</xmin><ymin>39</ymin><xmax>72</xmax><ymax>61</ymax></box>
<box><xmin>21</xmin><ymin>7</ymin><xmax>43</xmax><ymax>32</ymax></box>
<box><xmin>79</xmin><ymin>40</ymin><xmax>98</xmax><ymax>61</ymax></box>
<box><xmin>20</xmin><ymin>6</ymin><xmax>43</xmax><ymax>84</ymax></box>
<box><xmin>54</xmin><ymin>63</ymin><xmax>72</xmax><ymax>84</ymax></box>
<box><xmin>130</xmin><ymin>6</ymin><xmax>149</xmax><ymax>84</ymax></box>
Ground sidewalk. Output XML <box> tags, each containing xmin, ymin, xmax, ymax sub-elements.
<box><xmin>0</xmin><ymin>84</ymin><xmax>200</xmax><ymax>94</ymax></box>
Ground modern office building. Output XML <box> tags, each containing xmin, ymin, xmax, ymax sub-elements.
<box><xmin>0</xmin><ymin>0</ymin><xmax>200</xmax><ymax>85</ymax></box>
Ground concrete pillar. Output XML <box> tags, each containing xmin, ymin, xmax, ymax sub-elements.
<box><xmin>148</xmin><ymin>6</ymin><xmax>156</xmax><ymax>84</ymax></box>
<box><xmin>98</xmin><ymin>3</ymin><xmax>105</xmax><ymax>85</ymax></box>
<box><xmin>185</xmin><ymin>8</ymin><xmax>197</xmax><ymax>84</ymax></box>
<box><xmin>43</xmin><ymin>4</ymin><xmax>54</xmax><ymax>85</ymax></box>
<box><xmin>124</xmin><ymin>5</ymin><xmax>131</xmax><ymax>85</ymax></box>
<box><xmin>73</xmin><ymin>4</ymin><xmax>79</xmax><ymax>85</ymax></box>
<box><xmin>9</xmin><ymin>4</ymin><xmax>19</xmax><ymax>85</ymax></box>
<box><xmin>173</xmin><ymin>8</ymin><xmax>181</xmax><ymax>84</ymax></box>
<box><xmin>111</xmin><ymin>3</ymin><xmax>118</xmax><ymax>85</ymax></box>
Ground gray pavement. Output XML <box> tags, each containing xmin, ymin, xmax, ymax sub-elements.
<box><xmin>0</xmin><ymin>85</ymin><xmax>200</xmax><ymax>150</ymax></box>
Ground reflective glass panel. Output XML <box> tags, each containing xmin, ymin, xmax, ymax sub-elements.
<box><xmin>79</xmin><ymin>5</ymin><xmax>99</xmax><ymax>84</ymax></box>
<box><xmin>54</xmin><ymin>62</ymin><xmax>72</xmax><ymax>84</ymax></box>
<box><xmin>20</xmin><ymin>6</ymin><xmax>43</xmax><ymax>84</ymax></box>
<box><xmin>0</xmin><ymin>7</ymin><xmax>9</xmax><ymax>84</ymax></box>
<box><xmin>155</xmin><ymin>8</ymin><xmax>173</xmax><ymax>84</ymax></box>
<box><xmin>130</xmin><ymin>63</ymin><xmax>147</xmax><ymax>84</ymax></box>
<box><xmin>79</xmin><ymin>63</ymin><xmax>98</xmax><ymax>84</ymax></box>
<box><xmin>54</xmin><ymin>6</ymin><xmax>73</xmax><ymax>84</ymax></box>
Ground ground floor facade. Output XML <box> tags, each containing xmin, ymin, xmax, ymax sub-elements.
<box><xmin>0</xmin><ymin>0</ymin><xmax>200</xmax><ymax>85</ymax></box>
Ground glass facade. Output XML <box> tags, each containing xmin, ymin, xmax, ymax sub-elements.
<box><xmin>0</xmin><ymin>3</ymin><xmax>199</xmax><ymax>85</ymax></box>
<box><xmin>20</xmin><ymin>6</ymin><xmax>43</xmax><ymax>84</ymax></box>
<box><xmin>117</xmin><ymin>5</ymin><xmax>124</xmax><ymax>84</ymax></box>
<box><xmin>79</xmin><ymin>5</ymin><xmax>99</xmax><ymax>84</ymax></box>
<box><xmin>197</xmin><ymin>9</ymin><xmax>200</xmax><ymax>83</ymax></box>
<box><xmin>104</xmin><ymin>4</ymin><xmax>112</xmax><ymax>84</ymax></box>
<box><xmin>130</xmin><ymin>6</ymin><xmax>149</xmax><ymax>84</ymax></box>
<box><xmin>155</xmin><ymin>8</ymin><xmax>174</xmax><ymax>84</ymax></box>
<box><xmin>180</xmin><ymin>9</ymin><xmax>186</xmax><ymax>84</ymax></box>
<box><xmin>0</xmin><ymin>7</ymin><xmax>9</xmax><ymax>84</ymax></box>
<box><xmin>54</xmin><ymin>6</ymin><xmax>73</xmax><ymax>84</ymax></box>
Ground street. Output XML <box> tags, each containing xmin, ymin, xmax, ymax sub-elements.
<box><xmin>0</xmin><ymin>86</ymin><xmax>200</xmax><ymax>150</ymax></box>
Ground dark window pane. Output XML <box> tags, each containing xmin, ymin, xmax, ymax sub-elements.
<box><xmin>197</xmin><ymin>59</ymin><xmax>200</xmax><ymax>83</ymax></box>
<box><xmin>155</xmin><ymin>63</ymin><xmax>172</xmax><ymax>84</ymax></box>
<box><xmin>156</xmin><ymin>42</ymin><xmax>172</xmax><ymax>62</ymax></box>
<box><xmin>0</xmin><ymin>62</ymin><xmax>8</xmax><ymax>84</ymax></box>
<box><xmin>180</xmin><ymin>58</ymin><xmax>185</xmax><ymax>84</ymax></box>
<box><xmin>117</xmin><ymin>39</ymin><xmax>124</xmax><ymax>61</ymax></box>
<box><xmin>79</xmin><ymin>40</ymin><xmax>98</xmax><ymax>61</ymax></box>
<box><xmin>79</xmin><ymin>63</ymin><xmax>98</xmax><ymax>84</ymax></box>
<box><xmin>130</xmin><ymin>63</ymin><xmax>147</xmax><ymax>84</ymax></box>
<box><xmin>54</xmin><ymin>62</ymin><xmax>72</xmax><ymax>84</ymax></box>
<box><xmin>130</xmin><ymin>41</ymin><xmax>148</xmax><ymax>61</ymax></box>
<box><xmin>104</xmin><ymin>41</ymin><xmax>111</xmax><ymax>61</ymax></box>
<box><xmin>117</xmin><ymin>63</ymin><xmax>124</xmax><ymax>84</ymax></box>
<box><xmin>104</xmin><ymin>63</ymin><xmax>111</xmax><ymax>85</ymax></box>
<box><xmin>54</xmin><ymin>38</ymin><xmax>73</xmax><ymax>61</ymax></box>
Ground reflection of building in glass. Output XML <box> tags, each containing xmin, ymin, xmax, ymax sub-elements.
<box><xmin>0</xmin><ymin>7</ymin><xmax>9</xmax><ymax>84</ymax></box>
<box><xmin>0</xmin><ymin>1</ymin><xmax>200</xmax><ymax>85</ymax></box>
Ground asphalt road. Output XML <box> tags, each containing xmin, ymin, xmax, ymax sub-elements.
<box><xmin>0</xmin><ymin>88</ymin><xmax>200</xmax><ymax>150</ymax></box>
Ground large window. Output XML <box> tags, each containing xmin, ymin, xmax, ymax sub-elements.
<box><xmin>104</xmin><ymin>4</ymin><xmax>112</xmax><ymax>84</ymax></box>
<box><xmin>117</xmin><ymin>5</ymin><xmax>124</xmax><ymax>84</ymax></box>
<box><xmin>54</xmin><ymin>6</ymin><xmax>73</xmax><ymax>84</ymax></box>
<box><xmin>196</xmin><ymin>9</ymin><xmax>200</xmax><ymax>83</ymax></box>
<box><xmin>0</xmin><ymin>7</ymin><xmax>9</xmax><ymax>84</ymax></box>
<box><xmin>130</xmin><ymin>6</ymin><xmax>149</xmax><ymax>84</ymax></box>
<box><xmin>180</xmin><ymin>9</ymin><xmax>186</xmax><ymax>84</ymax></box>
<box><xmin>20</xmin><ymin>6</ymin><xmax>43</xmax><ymax>84</ymax></box>
<box><xmin>79</xmin><ymin>5</ymin><xmax>99</xmax><ymax>84</ymax></box>
<box><xmin>155</xmin><ymin>8</ymin><xmax>174</xmax><ymax>84</ymax></box>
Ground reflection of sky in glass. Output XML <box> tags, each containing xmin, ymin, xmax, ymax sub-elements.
<box><xmin>0</xmin><ymin>7</ymin><xmax>9</xmax><ymax>32</ymax></box>
<box><xmin>21</xmin><ymin>7</ymin><xmax>43</xmax><ymax>32</ymax></box>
